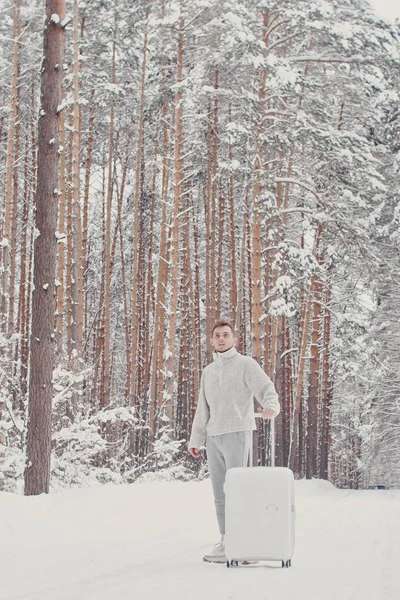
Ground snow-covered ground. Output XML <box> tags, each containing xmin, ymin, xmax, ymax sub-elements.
<box><xmin>1</xmin><ymin>478</ymin><xmax>399</xmax><ymax>600</ymax></box>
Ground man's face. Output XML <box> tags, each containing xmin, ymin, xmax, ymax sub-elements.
<box><xmin>211</xmin><ymin>326</ymin><xmax>237</xmax><ymax>353</ymax></box>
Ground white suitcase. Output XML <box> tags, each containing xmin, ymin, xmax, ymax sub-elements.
<box><xmin>224</xmin><ymin>419</ymin><xmax>295</xmax><ymax>568</ymax></box>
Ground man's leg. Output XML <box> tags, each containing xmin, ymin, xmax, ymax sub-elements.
<box><xmin>222</xmin><ymin>430</ymin><xmax>251</xmax><ymax>471</ymax></box>
<box><xmin>207</xmin><ymin>431</ymin><xmax>251</xmax><ymax>536</ymax></box>
<box><xmin>206</xmin><ymin>435</ymin><xmax>226</xmax><ymax>536</ymax></box>
<box><xmin>204</xmin><ymin>432</ymin><xmax>252</xmax><ymax>563</ymax></box>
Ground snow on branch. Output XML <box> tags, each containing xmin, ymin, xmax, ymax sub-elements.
<box><xmin>264</xmin><ymin>19</ymin><xmax>290</xmax><ymax>39</ymax></box>
<box><xmin>184</xmin><ymin>7</ymin><xmax>209</xmax><ymax>31</ymax></box>
<box><xmin>3</xmin><ymin>397</ymin><xmax>23</xmax><ymax>432</ymax></box>
<box><xmin>267</xmin><ymin>31</ymin><xmax>304</xmax><ymax>54</ymax></box>
<box><xmin>260</xmin><ymin>109</ymin><xmax>291</xmax><ymax>123</ymax></box>
<box><xmin>176</xmin><ymin>206</ymin><xmax>194</xmax><ymax>219</ymax></box>
<box><xmin>275</xmin><ymin>178</ymin><xmax>319</xmax><ymax>199</ymax></box>
<box><xmin>287</xmin><ymin>54</ymin><xmax>375</xmax><ymax>64</ymax></box>
<box><xmin>264</xmin><ymin>207</ymin><xmax>314</xmax><ymax>223</ymax></box>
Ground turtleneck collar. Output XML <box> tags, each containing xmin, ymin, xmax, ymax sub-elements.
<box><xmin>213</xmin><ymin>346</ymin><xmax>238</xmax><ymax>365</ymax></box>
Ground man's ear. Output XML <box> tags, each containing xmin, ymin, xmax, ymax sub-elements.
<box><xmin>233</xmin><ymin>337</ymin><xmax>238</xmax><ymax>346</ymax></box>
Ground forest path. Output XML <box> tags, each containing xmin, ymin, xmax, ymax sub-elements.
<box><xmin>1</xmin><ymin>480</ymin><xmax>399</xmax><ymax>600</ymax></box>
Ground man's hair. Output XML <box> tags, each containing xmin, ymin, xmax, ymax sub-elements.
<box><xmin>212</xmin><ymin>320</ymin><xmax>235</xmax><ymax>336</ymax></box>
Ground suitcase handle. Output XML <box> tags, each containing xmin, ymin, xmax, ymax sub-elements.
<box><xmin>250</xmin><ymin>414</ymin><xmax>275</xmax><ymax>467</ymax></box>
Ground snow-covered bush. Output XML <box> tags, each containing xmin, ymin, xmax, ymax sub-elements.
<box><xmin>51</xmin><ymin>406</ymin><xmax>137</xmax><ymax>489</ymax></box>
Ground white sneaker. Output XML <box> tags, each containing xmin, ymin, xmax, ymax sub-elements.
<box><xmin>203</xmin><ymin>536</ymin><xmax>226</xmax><ymax>563</ymax></box>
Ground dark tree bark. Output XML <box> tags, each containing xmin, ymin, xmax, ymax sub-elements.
<box><xmin>24</xmin><ymin>1</ymin><xmax>66</xmax><ymax>496</ymax></box>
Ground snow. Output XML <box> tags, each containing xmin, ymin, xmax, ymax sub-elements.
<box><xmin>330</xmin><ymin>22</ymin><xmax>354</xmax><ymax>39</ymax></box>
<box><xmin>276</xmin><ymin>275</ymin><xmax>292</xmax><ymax>292</ymax></box>
<box><xmin>269</xmin><ymin>65</ymin><xmax>298</xmax><ymax>87</ymax></box>
<box><xmin>312</xmin><ymin>0</ymin><xmax>334</xmax><ymax>17</ymax></box>
<box><xmin>102</xmin><ymin>83</ymin><xmax>126</xmax><ymax>97</ymax></box>
<box><xmin>55</xmin><ymin>231</ymin><xmax>67</xmax><ymax>245</ymax></box>
<box><xmin>162</xmin><ymin>7</ymin><xmax>180</xmax><ymax>26</ymax></box>
<box><xmin>223</xmin><ymin>11</ymin><xmax>243</xmax><ymax>29</ymax></box>
<box><xmin>1</xmin><ymin>479</ymin><xmax>399</xmax><ymax>600</ymax></box>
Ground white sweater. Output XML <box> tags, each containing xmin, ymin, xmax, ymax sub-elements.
<box><xmin>188</xmin><ymin>347</ymin><xmax>280</xmax><ymax>449</ymax></box>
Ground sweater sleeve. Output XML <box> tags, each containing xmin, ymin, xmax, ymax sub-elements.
<box><xmin>244</xmin><ymin>358</ymin><xmax>280</xmax><ymax>416</ymax></box>
<box><xmin>188</xmin><ymin>371</ymin><xmax>210</xmax><ymax>449</ymax></box>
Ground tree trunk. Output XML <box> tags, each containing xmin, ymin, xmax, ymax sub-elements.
<box><xmin>141</xmin><ymin>142</ymin><xmax>158</xmax><ymax>420</ymax></box>
<box><xmin>55</xmin><ymin>81</ymin><xmax>66</xmax><ymax>351</ymax></box>
<box><xmin>24</xmin><ymin>0</ymin><xmax>66</xmax><ymax>496</ymax></box>
<box><xmin>17</xmin><ymin>134</ymin><xmax>31</xmax><ymax>401</ymax></box>
<box><xmin>306</xmin><ymin>278</ymin><xmax>322</xmax><ymax>478</ymax></box>
<box><xmin>251</xmin><ymin>9</ymin><xmax>270</xmax><ymax>365</ymax></box>
<box><xmin>1</xmin><ymin>0</ymin><xmax>20</xmax><ymax>332</ymax></box>
<box><xmin>288</xmin><ymin>225</ymin><xmax>322</xmax><ymax>472</ymax></box>
<box><xmin>210</xmin><ymin>69</ymin><xmax>218</xmax><ymax>322</ymax></box>
<box><xmin>66</xmin><ymin>107</ymin><xmax>74</xmax><ymax>356</ymax></box>
<box><xmin>228</xmin><ymin>105</ymin><xmax>237</xmax><ymax>326</ymax></box>
<box><xmin>191</xmin><ymin>204</ymin><xmax>201</xmax><ymax>424</ymax></box>
<box><xmin>216</xmin><ymin>189</ymin><xmax>225</xmax><ymax>319</ymax></box>
<box><xmin>70</xmin><ymin>0</ymin><xmax>83</xmax><ymax>357</ymax></box>
<box><xmin>148</xmin><ymin>86</ymin><xmax>170</xmax><ymax>438</ymax></box>
<box><xmin>283</xmin><ymin>319</ymin><xmax>293</xmax><ymax>466</ymax></box>
<box><xmin>236</xmin><ymin>180</ymin><xmax>249</xmax><ymax>346</ymax></box>
<box><xmin>205</xmin><ymin>101</ymin><xmax>212</xmax><ymax>363</ymax></box>
<box><xmin>164</xmin><ymin>0</ymin><xmax>185</xmax><ymax>424</ymax></box>
<box><xmin>21</xmin><ymin>97</ymin><xmax>37</xmax><ymax>401</ymax></box>
<box><xmin>102</xmin><ymin>36</ymin><xmax>116</xmax><ymax>408</ymax></box>
<box><xmin>92</xmin><ymin>162</ymin><xmax>106</xmax><ymax>408</ymax></box>
<box><xmin>129</xmin><ymin>30</ymin><xmax>148</xmax><ymax>405</ymax></box>
<box><xmin>177</xmin><ymin>210</ymin><xmax>190</xmax><ymax>439</ymax></box>
<box><xmin>320</xmin><ymin>280</ymin><xmax>332</xmax><ymax>479</ymax></box>
<box><xmin>81</xmin><ymin>91</ymin><xmax>94</xmax><ymax>350</ymax></box>
<box><xmin>8</xmin><ymin>26</ymin><xmax>21</xmax><ymax>340</ymax></box>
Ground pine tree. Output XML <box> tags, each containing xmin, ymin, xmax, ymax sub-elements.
<box><xmin>24</xmin><ymin>0</ymin><xmax>66</xmax><ymax>496</ymax></box>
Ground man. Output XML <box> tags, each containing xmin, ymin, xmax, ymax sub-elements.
<box><xmin>188</xmin><ymin>320</ymin><xmax>280</xmax><ymax>563</ymax></box>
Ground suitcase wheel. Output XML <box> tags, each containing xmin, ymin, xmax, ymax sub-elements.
<box><xmin>227</xmin><ymin>560</ymin><xmax>239</xmax><ymax>568</ymax></box>
<box><xmin>282</xmin><ymin>560</ymin><xmax>292</xmax><ymax>568</ymax></box>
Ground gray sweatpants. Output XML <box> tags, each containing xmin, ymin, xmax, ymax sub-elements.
<box><xmin>206</xmin><ymin>430</ymin><xmax>251</xmax><ymax>536</ymax></box>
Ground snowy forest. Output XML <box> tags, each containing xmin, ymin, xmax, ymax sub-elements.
<box><xmin>0</xmin><ymin>0</ymin><xmax>399</xmax><ymax>494</ymax></box>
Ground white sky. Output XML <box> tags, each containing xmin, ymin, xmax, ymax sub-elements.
<box><xmin>369</xmin><ymin>0</ymin><xmax>400</xmax><ymax>21</ymax></box>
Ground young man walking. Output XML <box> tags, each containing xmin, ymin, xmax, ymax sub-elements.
<box><xmin>188</xmin><ymin>320</ymin><xmax>280</xmax><ymax>563</ymax></box>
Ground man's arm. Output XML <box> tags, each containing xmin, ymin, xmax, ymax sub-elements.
<box><xmin>244</xmin><ymin>358</ymin><xmax>280</xmax><ymax>418</ymax></box>
<box><xmin>188</xmin><ymin>371</ymin><xmax>210</xmax><ymax>454</ymax></box>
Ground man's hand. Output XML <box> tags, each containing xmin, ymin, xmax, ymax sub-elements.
<box><xmin>189</xmin><ymin>447</ymin><xmax>200</xmax><ymax>458</ymax></box>
<box><xmin>257</xmin><ymin>407</ymin><xmax>276</xmax><ymax>420</ymax></box>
